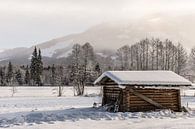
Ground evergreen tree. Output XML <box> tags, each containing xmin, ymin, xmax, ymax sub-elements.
<box><xmin>30</xmin><ymin>47</ymin><xmax>43</xmax><ymax>86</ymax></box>
<box><xmin>24</xmin><ymin>65</ymin><xmax>30</xmax><ymax>85</ymax></box>
<box><xmin>6</xmin><ymin>62</ymin><xmax>13</xmax><ymax>85</ymax></box>
<box><xmin>95</xmin><ymin>63</ymin><xmax>101</xmax><ymax>74</ymax></box>
<box><xmin>95</xmin><ymin>63</ymin><xmax>101</xmax><ymax>77</ymax></box>
<box><xmin>38</xmin><ymin>49</ymin><xmax>43</xmax><ymax>77</ymax></box>
<box><xmin>36</xmin><ymin>49</ymin><xmax>43</xmax><ymax>85</ymax></box>
<box><xmin>51</xmin><ymin>64</ymin><xmax>56</xmax><ymax>85</ymax></box>
<box><xmin>0</xmin><ymin>67</ymin><xmax>5</xmax><ymax>86</ymax></box>
<box><xmin>15</xmin><ymin>69</ymin><xmax>23</xmax><ymax>85</ymax></box>
<box><xmin>30</xmin><ymin>47</ymin><xmax>38</xmax><ymax>85</ymax></box>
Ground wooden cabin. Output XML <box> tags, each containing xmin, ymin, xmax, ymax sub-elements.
<box><xmin>94</xmin><ymin>71</ymin><xmax>192</xmax><ymax>112</ymax></box>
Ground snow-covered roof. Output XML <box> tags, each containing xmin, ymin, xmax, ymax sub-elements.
<box><xmin>94</xmin><ymin>71</ymin><xmax>192</xmax><ymax>87</ymax></box>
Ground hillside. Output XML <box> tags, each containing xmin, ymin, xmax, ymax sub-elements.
<box><xmin>1</xmin><ymin>14</ymin><xmax>195</xmax><ymax>65</ymax></box>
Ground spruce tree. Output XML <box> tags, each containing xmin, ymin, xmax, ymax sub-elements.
<box><xmin>30</xmin><ymin>47</ymin><xmax>43</xmax><ymax>86</ymax></box>
<box><xmin>30</xmin><ymin>47</ymin><xmax>37</xmax><ymax>85</ymax></box>
<box><xmin>37</xmin><ymin>49</ymin><xmax>43</xmax><ymax>85</ymax></box>
<box><xmin>38</xmin><ymin>49</ymin><xmax>43</xmax><ymax>77</ymax></box>
<box><xmin>6</xmin><ymin>62</ymin><xmax>13</xmax><ymax>85</ymax></box>
<box><xmin>0</xmin><ymin>67</ymin><xmax>5</xmax><ymax>86</ymax></box>
<box><xmin>24</xmin><ymin>65</ymin><xmax>30</xmax><ymax>85</ymax></box>
<box><xmin>15</xmin><ymin>69</ymin><xmax>23</xmax><ymax>85</ymax></box>
<box><xmin>95</xmin><ymin>63</ymin><xmax>101</xmax><ymax>77</ymax></box>
<box><xmin>51</xmin><ymin>64</ymin><xmax>56</xmax><ymax>85</ymax></box>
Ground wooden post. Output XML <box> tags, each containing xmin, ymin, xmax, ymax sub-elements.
<box><xmin>102</xmin><ymin>86</ymin><xmax>105</xmax><ymax>106</ymax></box>
<box><xmin>118</xmin><ymin>89</ymin><xmax>123</xmax><ymax>111</ymax></box>
<box><xmin>177</xmin><ymin>89</ymin><xmax>182</xmax><ymax>112</ymax></box>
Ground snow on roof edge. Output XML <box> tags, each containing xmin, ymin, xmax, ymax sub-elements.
<box><xmin>94</xmin><ymin>71</ymin><xmax>192</xmax><ymax>87</ymax></box>
<box><xmin>94</xmin><ymin>71</ymin><xmax>122</xmax><ymax>85</ymax></box>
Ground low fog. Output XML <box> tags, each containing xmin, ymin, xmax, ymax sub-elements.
<box><xmin>0</xmin><ymin>0</ymin><xmax>195</xmax><ymax>49</ymax></box>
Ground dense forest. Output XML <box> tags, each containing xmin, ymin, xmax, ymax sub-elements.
<box><xmin>1</xmin><ymin>38</ymin><xmax>195</xmax><ymax>95</ymax></box>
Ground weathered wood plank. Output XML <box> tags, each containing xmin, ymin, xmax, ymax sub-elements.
<box><xmin>128</xmin><ymin>88</ymin><xmax>165</xmax><ymax>109</ymax></box>
<box><xmin>103</xmin><ymin>86</ymin><xmax>181</xmax><ymax>112</ymax></box>
<box><xmin>177</xmin><ymin>90</ymin><xmax>181</xmax><ymax>111</ymax></box>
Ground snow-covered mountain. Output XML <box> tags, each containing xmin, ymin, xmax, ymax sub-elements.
<box><xmin>0</xmin><ymin>49</ymin><xmax>6</xmax><ymax>53</ymax></box>
<box><xmin>1</xmin><ymin>14</ymin><xmax>195</xmax><ymax>65</ymax></box>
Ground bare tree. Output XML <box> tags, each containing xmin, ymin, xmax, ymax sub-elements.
<box><xmin>188</xmin><ymin>46</ymin><xmax>195</xmax><ymax>78</ymax></box>
<box><xmin>116</xmin><ymin>45</ymin><xmax>130</xmax><ymax>70</ymax></box>
<box><xmin>114</xmin><ymin>38</ymin><xmax>188</xmax><ymax>75</ymax></box>
<box><xmin>176</xmin><ymin>43</ymin><xmax>187</xmax><ymax>75</ymax></box>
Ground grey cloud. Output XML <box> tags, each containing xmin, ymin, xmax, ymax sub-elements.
<box><xmin>0</xmin><ymin>0</ymin><xmax>195</xmax><ymax>48</ymax></box>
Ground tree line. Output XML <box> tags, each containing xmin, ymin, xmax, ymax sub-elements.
<box><xmin>115</xmin><ymin>38</ymin><xmax>187</xmax><ymax>75</ymax></box>
<box><xmin>1</xmin><ymin>38</ymin><xmax>195</xmax><ymax>96</ymax></box>
<box><xmin>0</xmin><ymin>47</ymin><xmax>43</xmax><ymax>86</ymax></box>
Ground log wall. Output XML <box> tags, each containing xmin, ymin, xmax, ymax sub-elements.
<box><xmin>123</xmin><ymin>87</ymin><xmax>181</xmax><ymax>112</ymax></box>
<box><xmin>103</xmin><ymin>86</ymin><xmax>181</xmax><ymax>112</ymax></box>
<box><xmin>102</xmin><ymin>86</ymin><xmax>123</xmax><ymax>111</ymax></box>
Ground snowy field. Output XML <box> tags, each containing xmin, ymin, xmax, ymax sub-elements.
<box><xmin>0</xmin><ymin>87</ymin><xmax>194</xmax><ymax>129</ymax></box>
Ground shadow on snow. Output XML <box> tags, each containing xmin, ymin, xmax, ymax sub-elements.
<box><xmin>0</xmin><ymin>107</ymin><xmax>192</xmax><ymax>128</ymax></box>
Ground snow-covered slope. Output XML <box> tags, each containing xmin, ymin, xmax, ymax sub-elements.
<box><xmin>0</xmin><ymin>87</ymin><xmax>194</xmax><ymax>129</ymax></box>
<box><xmin>0</xmin><ymin>49</ymin><xmax>6</xmax><ymax>53</ymax></box>
<box><xmin>41</xmin><ymin>40</ymin><xmax>73</xmax><ymax>58</ymax></box>
<box><xmin>1</xmin><ymin>14</ymin><xmax>195</xmax><ymax>64</ymax></box>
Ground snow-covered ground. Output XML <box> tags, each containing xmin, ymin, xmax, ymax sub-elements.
<box><xmin>0</xmin><ymin>87</ymin><xmax>194</xmax><ymax>129</ymax></box>
<box><xmin>0</xmin><ymin>87</ymin><xmax>100</xmax><ymax>97</ymax></box>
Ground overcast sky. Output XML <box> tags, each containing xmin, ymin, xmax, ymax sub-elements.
<box><xmin>0</xmin><ymin>0</ymin><xmax>195</xmax><ymax>49</ymax></box>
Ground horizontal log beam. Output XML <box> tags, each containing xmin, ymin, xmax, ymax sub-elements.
<box><xmin>129</xmin><ymin>88</ymin><xmax>165</xmax><ymax>109</ymax></box>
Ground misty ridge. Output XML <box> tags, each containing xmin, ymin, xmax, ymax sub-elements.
<box><xmin>1</xmin><ymin>13</ymin><xmax>195</xmax><ymax>87</ymax></box>
<box><xmin>1</xmin><ymin>37</ymin><xmax>195</xmax><ymax>88</ymax></box>
<box><xmin>2</xmin><ymin>1</ymin><xmax>195</xmax><ymax>129</ymax></box>
<box><xmin>1</xmin><ymin>13</ymin><xmax>195</xmax><ymax>60</ymax></box>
